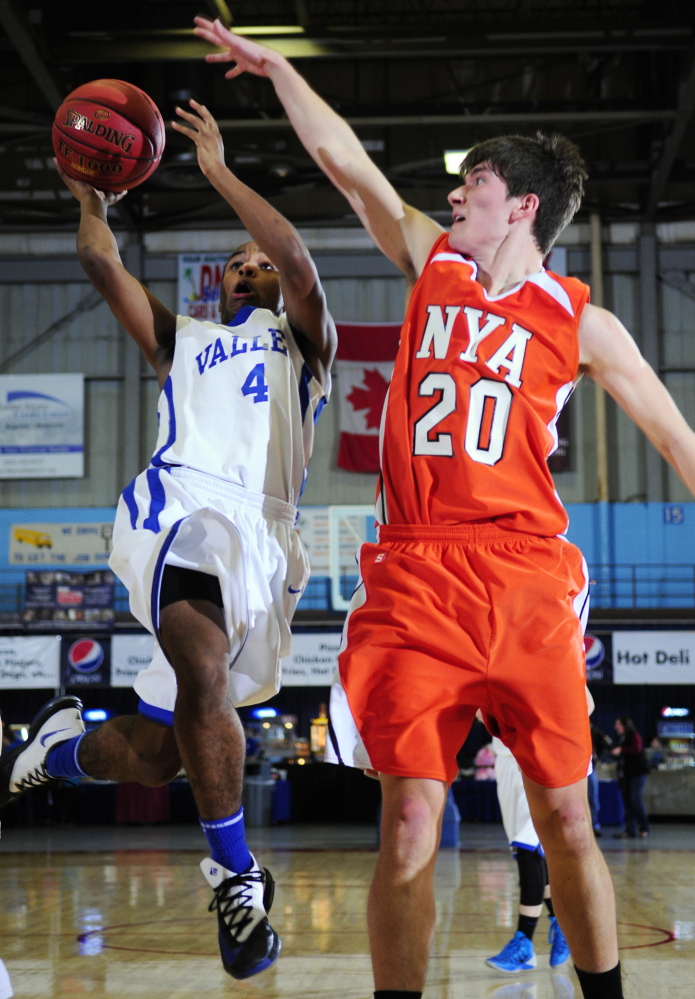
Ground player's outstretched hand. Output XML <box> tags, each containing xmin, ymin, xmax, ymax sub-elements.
<box><xmin>54</xmin><ymin>160</ymin><xmax>127</xmax><ymax>206</ymax></box>
<box><xmin>172</xmin><ymin>100</ymin><xmax>225</xmax><ymax>178</ymax></box>
<box><xmin>193</xmin><ymin>16</ymin><xmax>276</xmax><ymax>79</ymax></box>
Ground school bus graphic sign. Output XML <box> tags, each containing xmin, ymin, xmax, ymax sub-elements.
<box><xmin>9</xmin><ymin>522</ymin><xmax>113</xmax><ymax>566</ymax></box>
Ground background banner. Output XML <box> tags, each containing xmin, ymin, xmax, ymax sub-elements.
<box><xmin>0</xmin><ymin>374</ymin><xmax>84</xmax><ymax>479</ymax></box>
<box><xmin>177</xmin><ymin>253</ymin><xmax>228</xmax><ymax>321</ymax></box>
<box><xmin>22</xmin><ymin>570</ymin><xmax>115</xmax><ymax>628</ymax></box>
<box><xmin>612</xmin><ymin>630</ymin><xmax>695</xmax><ymax>684</ymax></box>
<box><xmin>111</xmin><ymin>633</ymin><xmax>154</xmax><ymax>688</ymax></box>
<box><xmin>0</xmin><ymin>635</ymin><xmax>60</xmax><ymax>688</ymax></box>
<box><xmin>280</xmin><ymin>631</ymin><xmax>341</xmax><ymax>686</ymax></box>
<box><xmin>10</xmin><ymin>521</ymin><xmax>113</xmax><ymax>568</ymax></box>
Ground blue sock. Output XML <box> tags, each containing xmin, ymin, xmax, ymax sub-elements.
<box><xmin>200</xmin><ymin>808</ymin><xmax>253</xmax><ymax>873</ymax></box>
<box><xmin>45</xmin><ymin>734</ymin><xmax>89</xmax><ymax>779</ymax></box>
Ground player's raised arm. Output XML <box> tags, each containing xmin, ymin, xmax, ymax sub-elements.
<box><xmin>54</xmin><ymin>162</ymin><xmax>176</xmax><ymax>383</ymax></box>
<box><xmin>579</xmin><ymin>302</ymin><xmax>695</xmax><ymax>494</ymax></box>
<box><xmin>193</xmin><ymin>16</ymin><xmax>444</xmax><ymax>282</ymax></box>
<box><xmin>172</xmin><ymin>99</ymin><xmax>335</xmax><ymax>386</ymax></box>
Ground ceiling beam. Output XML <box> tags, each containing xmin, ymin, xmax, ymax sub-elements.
<box><xmin>645</xmin><ymin>51</ymin><xmax>695</xmax><ymax>220</ymax></box>
<box><xmin>57</xmin><ymin>31</ymin><xmax>692</xmax><ymax>64</ymax></box>
<box><xmin>0</xmin><ymin>0</ymin><xmax>63</xmax><ymax>109</ymax></box>
<box><xmin>211</xmin><ymin>109</ymin><xmax>674</xmax><ymax>130</ymax></box>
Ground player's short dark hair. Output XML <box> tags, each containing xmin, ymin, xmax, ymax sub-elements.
<box><xmin>460</xmin><ymin>132</ymin><xmax>587</xmax><ymax>255</ymax></box>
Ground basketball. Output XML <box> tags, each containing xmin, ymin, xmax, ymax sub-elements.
<box><xmin>52</xmin><ymin>79</ymin><xmax>165</xmax><ymax>192</ymax></box>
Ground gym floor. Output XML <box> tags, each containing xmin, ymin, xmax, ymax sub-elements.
<box><xmin>0</xmin><ymin>822</ymin><xmax>692</xmax><ymax>998</ymax></box>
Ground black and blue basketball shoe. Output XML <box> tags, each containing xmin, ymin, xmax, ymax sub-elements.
<box><xmin>201</xmin><ymin>855</ymin><xmax>280</xmax><ymax>979</ymax></box>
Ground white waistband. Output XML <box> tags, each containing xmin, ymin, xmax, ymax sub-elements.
<box><xmin>167</xmin><ymin>466</ymin><xmax>298</xmax><ymax>527</ymax></box>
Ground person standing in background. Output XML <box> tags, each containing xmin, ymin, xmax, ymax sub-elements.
<box><xmin>611</xmin><ymin>717</ymin><xmax>650</xmax><ymax>839</ymax></box>
<box><xmin>587</xmin><ymin>722</ymin><xmax>611</xmax><ymax>838</ymax></box>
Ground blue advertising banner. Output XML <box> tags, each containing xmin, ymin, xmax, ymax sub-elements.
<box><xmin>23</xmin><ymin>570</ymin><xmax>115</xmax><ymax>628</ymax></box>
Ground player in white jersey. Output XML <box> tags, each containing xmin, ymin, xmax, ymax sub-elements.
<box><xmin>0</xmin><ymin>99</ymin><xmax>336</xmax><ymax>981</ymax></box>
<box><xmin>487</xmin><ymin>737</ymin><xmax>570</xmax><ymax>976</ymax></box>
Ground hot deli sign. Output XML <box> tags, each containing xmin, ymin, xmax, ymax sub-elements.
<box><xmin>612</xmin><ymin>631</ymin><xmax>695</xmax><ymax>684</ymax></box>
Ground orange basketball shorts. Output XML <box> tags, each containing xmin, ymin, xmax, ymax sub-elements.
<box><xmin>336</xmin><ymin>523</ymin><xmax>591</xmax><ymax>788</ymax></box>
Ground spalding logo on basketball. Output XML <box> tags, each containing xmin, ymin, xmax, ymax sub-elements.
<box><xmin>68</xmin><ymin>639</ymin><xmax>104</xmax><ymax>674</ymax></box>
<box><xmin>584</xmin><ymin>634</ymin><xmax>605</xmax><ymax>670</ymax></box>
<box><xmin>52</xmin><ymin>79</ymin><xmax>165</xmax><ymax>193</ymax></box>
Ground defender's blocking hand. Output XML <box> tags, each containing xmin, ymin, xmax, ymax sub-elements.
<box><xmin>193</xmin><ymin>16</ymin><xmax>277</xmax><ymax>79</ymax></box>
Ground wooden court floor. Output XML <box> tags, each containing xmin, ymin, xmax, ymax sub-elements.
<box><xmin>1</xmin><ymin>824</ymin><xmax>694</xmax><ymax>998</ymax></box>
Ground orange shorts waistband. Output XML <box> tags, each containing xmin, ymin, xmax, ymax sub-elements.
<box><xmin>376</xmin><ymin>522</ymin><xmax>548</xmax><ymax>545</ymax></box>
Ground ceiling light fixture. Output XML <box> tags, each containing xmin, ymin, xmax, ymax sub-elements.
<box><xmin>443</xmin><ymin>150</ymin><xmax>470</xmax><ymax>175</ymax></box>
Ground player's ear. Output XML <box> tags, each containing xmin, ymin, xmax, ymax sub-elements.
<box><xmin>511</xmin><ymin>192</ymin><xmax>539</xmax><ymax>222</ymax></box>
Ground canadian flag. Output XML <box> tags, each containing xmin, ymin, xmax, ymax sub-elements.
<box><xmin>335</xmin><ymin>322</ymin><xmax>401</xmax><ymax>473</ymax></box>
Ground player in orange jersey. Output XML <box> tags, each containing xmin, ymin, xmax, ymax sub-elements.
<box><xmin>196</xmin><ymin>17</ymin><xmax>695</xmax><ymax>999</ymax></box>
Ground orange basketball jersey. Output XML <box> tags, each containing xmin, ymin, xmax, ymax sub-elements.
<box><xmin>377</xmin><ymin>233</ymin><xmax>590</xmax><ymax>536</ymax></box>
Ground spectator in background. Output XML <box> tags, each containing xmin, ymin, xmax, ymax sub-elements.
<box><xmin>588</xmin><ymin>722</ymin><xmax>612</xmax><ymax>838</ymax></box>
<box><xmin>611</xmin><ymin>717</ymin><xmax>650</xmax><ymax>839</ymax></box>
<box><xmin>646</xmin><ymin>737</ymin><xmax>665</xmax><ymax>769</ymax></box>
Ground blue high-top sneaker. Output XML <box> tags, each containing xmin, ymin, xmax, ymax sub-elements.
<box><xmin>486</xmin><ymin>930</ymin><xmax>537</xmax><ymax>972</ymax></box>
<box><xmin>548</xmin><ymin>915</ymin><xmax>571</xmax><ymax>967</ymax></box>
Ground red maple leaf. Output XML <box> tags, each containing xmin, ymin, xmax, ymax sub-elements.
<box><xmin>347</xmin><ymin>368</ymin><xmax>389</xmax><ymax>429</ymax></box>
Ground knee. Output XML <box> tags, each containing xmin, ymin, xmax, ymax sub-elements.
<box><xmin>533</xmin><ymin>796</ymin><xmax>594</xmax><ymax>859</ymax></box>
<box><xmin>169</xmin><ymin>650</ymin><xmax>229</xmax><ymax>705</ymax></box>
<box><xmin>136</xmin><ymin>756</ymin><xmax>181</xmax><ymax>787</ymax></box>
<box><xmin>380</xmin><ymin>791</ymin><xmax>443</xmax><ymax>880</ymax></box>
<box><xmin>133</xmin><ymin>739</ymin><xmax>181</xmax><ymax>786</ymax></box>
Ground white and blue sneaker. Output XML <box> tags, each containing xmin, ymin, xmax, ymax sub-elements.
<box><xmin>548</xmin><ymin>916</ymin><xmax>571</xmax><ymax>967</ymax></box>
<box><xmin>201</xmin><ymin>856</ymin><xmax>280</xmax><ymax>979</ymax></box>
<box><xmin>486</xmin><ymin>931</ymin><xmax>537</xmax><ymax>972</ymax></box>
<box><xmin>0</xmin><ymin>696</ymin><xmax>84</xmax><ymax>807</ymax></box>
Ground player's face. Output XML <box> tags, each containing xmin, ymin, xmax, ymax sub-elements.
<box><xmin>220</xmin><ymin>243</ymin><xmax>282</xmax><ymax>323</ymax></box>
<box><xmin>447</xmin><ymin>164</ymin><xmax>517</xmax><ymax>255</ymax></box>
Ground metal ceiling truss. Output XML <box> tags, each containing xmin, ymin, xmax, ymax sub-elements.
<box><xmin>0</xmin><ymin>0</ymin><xmax>693</xmax><ymax>231</ymax></box>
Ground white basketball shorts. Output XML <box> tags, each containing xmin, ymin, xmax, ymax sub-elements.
<box><xmin>493</xmin><ymin>742</ymin><xmax>541</xmax><ymax>852</ymax></box>
<box><xmin>109</xmin><ymin>465</ymin><xmax>309</xmax><ymax>723</ymax></box>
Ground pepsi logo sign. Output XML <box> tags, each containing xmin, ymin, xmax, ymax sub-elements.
<box><xmin>584</xmin><ymin>634</ymin><xmax>605</xmax><ymax>670</ymax></box>
<box><xmin>68</xmin><ymin>638</ymin><xmax>104</xmax><ymax>673</ymax></box>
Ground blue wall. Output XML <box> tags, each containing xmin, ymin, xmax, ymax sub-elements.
<box><xmin>0</xmin><ymin>503</ymin><xmax>692</xmax><ymax>611</ymax></box>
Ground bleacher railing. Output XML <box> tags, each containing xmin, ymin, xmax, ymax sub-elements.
<box><xmin>0</xmin><ymin>564</ymin><xmax>694</xmax><ymax>623</ymax></box>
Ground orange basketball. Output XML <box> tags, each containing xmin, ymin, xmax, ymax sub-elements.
<box><xmin>52</xmin><ymin>79</ymin><xmax>165</xmax><ymax>193</ymax></box>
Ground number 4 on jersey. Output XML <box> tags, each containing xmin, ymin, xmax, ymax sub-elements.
<box><xmin>241</xmin><ymin>363</ymin><xmax>269</xmax><ymax>403</ymax></box>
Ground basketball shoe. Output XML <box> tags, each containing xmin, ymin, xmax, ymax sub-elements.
<box><xmin>201</xmin><ymin>856</ymin><xmax>280</xmax><ymax>979</ymax></box>
<box><xmin>486</xmin><ymin>931</ymin><xmax>537</xmax><ymax>972</ymax></box>
<box><xmin>548</xmin><ymin>916</ymin><xmax>571</xmax><ymax>967</ymax></box>
<box><xmin>0</xmin><ymin>696</ymin><xmax>84</xmax><ymax>807</ymax></box>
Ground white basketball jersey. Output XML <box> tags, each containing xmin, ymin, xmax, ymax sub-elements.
<box><xmin>150</xmin><ymin>306</ymin><xmax>329</xmax><ymax>505</ymax></box>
